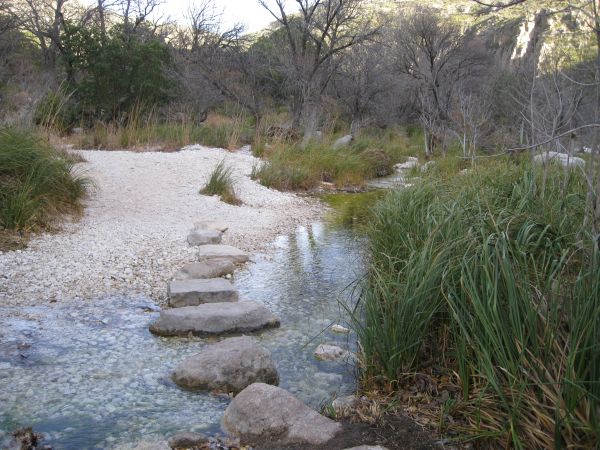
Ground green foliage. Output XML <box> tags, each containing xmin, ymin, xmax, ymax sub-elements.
<box><xmin>252</xmin><ymin>129</ymin><xmax>416</xmax><ymax>191</ymax></box>
<box><xmin>200</xmin><ymin>160</ymin><xmax>241</xmax><ymax>205</ymax></box>
<box><xmin>351</xmin><ymin>159</ymin><xmax>600</xmax><ymax>447</ymax></box>
<box><xmin>0</xmin><ymin>128</ymin><xmax>89</xmax><ymax>231</ymax></box>
<box><xmin>61</xmin><ymin>23</ymin><xmax>175</xmax><ymax>122</ymax></box>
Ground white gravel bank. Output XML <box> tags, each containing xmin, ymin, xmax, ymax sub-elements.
<box><xmin>0</xmin><ymin>145</ymin><xmax>323</xmax><ymax>306</ymax></box>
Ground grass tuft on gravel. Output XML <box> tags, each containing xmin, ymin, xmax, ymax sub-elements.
<box><xmin>200</xmin><ymin>160</ymin><xmax>241</xmax><ymax>205</ymax></box>
<box><xmin>0</xmin><ymin>128</ymin><xmax>90</xmax><ymax>235</ymax></box>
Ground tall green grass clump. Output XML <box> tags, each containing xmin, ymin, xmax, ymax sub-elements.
<box><xmin>353</xmin><ymin>159</ymin><xmax>600</xmax><ymax>448</ymax></box>
<box><xmin>200</xmin><ymin>160</ymin><xmax>241</xmax><ymax>205</ymax></box>
<box><xmin>0</xmin><ymin>128</ymin><xmax>89</xmax><ymax>232</ymax></box>
<box><xmin>252</xmin><ymin>130</ymin><xmax>415</xmax><ymax>191</ymax></box>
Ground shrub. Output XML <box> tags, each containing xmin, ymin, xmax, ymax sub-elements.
<box><xmin>0</xmin><ymin>128</ymin><xmax>89</xmax><ymax>231</ymax></box>
<box><xmin>351</xmin><ymin>159</ymin><xmax>600</xmax><ymax>447</ymax></box>
<box><xmin>62</xmin><ymin>22</ymin><xmax>175</xmax><ymax>122</ymax></box>
<box><xmin>200</xmin><ymin>161</ymin><xmax>241</xmax><ymax>205</ymax></box>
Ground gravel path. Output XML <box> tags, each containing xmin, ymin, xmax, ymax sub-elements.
<box><xmin>0</xmin><ymin>146</ymin><xmax>323</xmax><ymax>306</ymax></box>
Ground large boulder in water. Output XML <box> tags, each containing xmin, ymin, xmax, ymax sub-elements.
<box><xmin>222</xmin><ymin>383</ymin><xmax>342</xmax><ymax>446</ymax></box>
<box><xmin>172</xmin><ymin>336</ymin><xmax>278</xmax><ymax>393</ymax></box>
<box><xmin>149</xmin><ymin>301</ymin><xmax>280</xmax><ymax>336</ymax></box>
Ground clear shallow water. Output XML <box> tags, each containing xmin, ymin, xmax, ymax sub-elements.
<box><xmin>0</xmin><ymin>222</ymin><xmax>365</xmax><ymax>450</ymax></box>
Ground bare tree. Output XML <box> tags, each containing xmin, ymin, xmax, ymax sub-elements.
<box><xmin>393</xmin><ymin>7</ymin><xmax>489</xmax><ymax>156</ymax></box>
<box><xmin>331</xmin><ymin>38</ymin><xmax>396</xmax><ymax>135</ymax></box>
<box><xmin>451</xmin><ymin>87</ymin><xmax>492</xmax><ymax>161</ymax></box>
<box><xmin>257</xmin><ymin>0</ymin><xmax>377</xmax><ymax>142</ymax></box>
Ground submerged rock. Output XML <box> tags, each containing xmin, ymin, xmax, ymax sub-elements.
<box><xmin>331</xmin><ymin>324</ymin><xmax>350</xmax><ymax>334</ymax></box>
<box><xmin>172</xmin><ymin>336</ymin><xmax>278</xmax><ymax>393</ymax></box>
<box><xmin>198</xmin><ymin>245</ymin><xmax>250</xmax><ymax>264</ymax></box>
<box><xmin>167</xmin><ymin>432</ymin><xmax>208</xmax><ymax>449</ymax></box>
<box><xmin>173</xmin><ymin>259</ymin><xmax>235</xmax><ymax>281</ymax></box>
<box><xmin>314</xmin><ymin>344</ymin><xmax>350</xmax><ymax>361</ymax></box>
<box><xmin>149</xmin><ymin>301</ymin><xmax>280</xmax><ymax>336</ymax></box>
<box><xmin>222</xmin><ymin>383</ymin><xmax>342</xmax><ymax>446</ymax></box>
<box><xmin>167</xmin><ymin>278</ymin><xmax>238</xmax><ymax>307</ymax></box>
<box><xmin>187</xmin><ymin>229</ymin><xmax>223</xmax><ymax>246</ymax></box>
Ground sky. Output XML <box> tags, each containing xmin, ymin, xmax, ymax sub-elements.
<box><xmin>165</xmin><ymin>0</ymin><xmax>277</xmax><ymax>33</ymax></box>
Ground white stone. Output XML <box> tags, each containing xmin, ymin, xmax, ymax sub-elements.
<box><xmin>533</xmin><ymin>151</ymin><xmax>585</xmax><ymax>169</ymax></box>
<box><xmin>333</xmin><ymin>135</ymin><xmax>353</xmax><ymax>149</ymax></box>
<box><xmin>395</xmin><ymin>160</ymin><xmax>419</xmax><ymax>170</ymax></box>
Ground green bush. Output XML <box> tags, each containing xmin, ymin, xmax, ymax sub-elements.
<box><xmin>62</xmin><ymin>22</ymin><xmax>175</xmax><ymax>122</ymax></box>
<box><xmin>200</xmin><ymin>161</ymin><xmax>241</xmax><ymax>205</ymax></box>
<box><xmin>352</xmin><ymin>160</ymin><xmax>600</xmax><ymax>447</ymax></box>
<box><xmin>0</xmin><ymin>128</ymin><xmax>89</xmax><ymax>231</ymax></box>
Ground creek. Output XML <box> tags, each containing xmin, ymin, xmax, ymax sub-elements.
<box><xmin>0</xmin><ymin>221</ymin><xmax>366</xmax><ymax>449</ymax></box>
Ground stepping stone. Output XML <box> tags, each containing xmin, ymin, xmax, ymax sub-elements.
<box><xmin>173</xmin><ymin>259</ymin><xmax>235</xmax><ymax>280</ymax></box>
<box><xmin>149</xmin><ymin>301</ymin><xmax>280</xmax><ymax>336</ymax></box>
<box><xmin>194</xmin><ymin>220</ymin><xmax>229</xmax><ymax>233</ymax></box>
<box><xmin>172</xmin><ymin>336</ymin><xmax>279</xmax><ymax>393</ymax></box>
<box><xmin>198</xmin><ymin>245</ymin><xmax>250</xmax><ymax>264</ymax></box>
<box><xmin>222</xmin><ymin>383</ymin><xmax>342</xmax><ymax>446</ymax></box>
<box><xmin>187</xmin><ymin>228</ymin><xmax>222</xmax><ymax>246</ymax></box>
<box><xmin>168</xmin><ymin>278</ymin><xmax>238</xmax><ymax>307</ymax></box>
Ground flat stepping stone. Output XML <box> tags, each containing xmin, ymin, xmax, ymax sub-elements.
<box><xmin>194</xmin><ymin>220</ymin><xmax>229</xmax><ymax>233</ymax></box>
<box><xmin>172</xmin><ymin>336</ymin><xmax>278</xmax><ymax>393</ymax></box>
<box><xmin>149</xmin><ymin>301</ymin><xmax>280</xmax><ymax>336</ymax></box>
<box><xmin>174</xmin><ymin>259</ymin><xmax>235</xmax><ymax>280</ymax></box>
<box><xmin>198</xmin><ymin>245</ymin><xmax>250</xmax><ymax>264</ymax></box>
<box><xmin>168</xmin><ymin>278</ymin><xmax>238</xmax><ymax>307</ymax></box>
<box><xmin>187</xmin><ymin>229</ymin><xmax>223</xmax><ymax>246</ymax></box>
<box><xmin>222</xmin><ymin>383</ymin><xmax>342</xmax><ymax>446</ymax></box>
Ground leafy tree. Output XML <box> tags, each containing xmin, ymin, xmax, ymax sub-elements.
<box><xmin>62</xmin><ymin>22</ymin><xmax>175</xmax><ymax>122</ymax></box>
